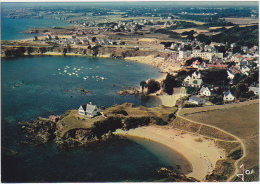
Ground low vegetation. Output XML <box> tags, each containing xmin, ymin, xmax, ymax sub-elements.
<box><xmin>181</xmin><ymin>101</ymin><xmax>259</xmax><ymax>177</ymax></box>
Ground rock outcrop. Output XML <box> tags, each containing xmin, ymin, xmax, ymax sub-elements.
<box><xmin>19</xmin><ymin>117</ymin><xmax>56</xmax><ymax>145</ymax></box>
<box><xmin>19</xmin><ymin>103</ymin><xmax>177</xmax><ymax>149</ymax></box>
<box><xmin>158</xmin><ymin>167</ymin><xmax>200</xmax><ymax>182</ymax></box>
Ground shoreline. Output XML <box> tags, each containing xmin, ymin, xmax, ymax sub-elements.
<box><xmin>3</xmin><ymin>51</ymin><xmax>184</xmax><ymax>107</ymax></box>
<box><xmin>114</xmin><ymin>125</ymin><xmax>225</xmax><ymax>181</ymax></box>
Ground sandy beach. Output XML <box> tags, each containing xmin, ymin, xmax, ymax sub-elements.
<box><xmin>158</xmin><ymin>94</ymin><xmax>186</xmax><ymax>107</ymax></box>
<box><xmin>125</xmin><ymin>55</ymin><xmax>182</xmax><ymax>74</ymax></box>
<box><xmin>114</xmin><ymin>125</ymin><xmax>225</xmax><ymax>181</ymax></box>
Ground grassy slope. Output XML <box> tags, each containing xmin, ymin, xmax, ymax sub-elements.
<box><xmin>181</xmin><ymin>100</ymin><xmax>259</xmax><ymax>171</ymax></box>
<box><xmin>58</xmin><ymin>104</ymin><xmax>177</xmax><ymax>137</ymax></box>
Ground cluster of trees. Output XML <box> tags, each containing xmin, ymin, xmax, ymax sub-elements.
<box><xmin>179</xmin><ymin>7</ymin><xmax>254</xmax><ymax>23</ymax></box>
<box><xmin>185</xmin><ymin>57</ymin><xmax>204</xmax><ymax>66</ymax></box>
<box><xmin>4</xmin><ymin>47</ymin><xmax>26</xmax><ymax>57</ymax></box>
<box><xmin>196</xmin><ymin>25</ymin><xmax>259</xmax><ymax>50</ymax></box>
<box><xmin>140</xmin><ymin>79</ymin><xmax>160</xmax><ymax>94</ymax></box>
<box><xmin>162</xmin><ymin>74</ymin><xmax>177</xmax><ymax>95</ymax></box>
<box><xmin>209</xmin><ymin>94</ymin><xmax>223</xmax><ymax>104</ymax></box>
<box><xmin>154</xmin><ymin>28</ymin><xmax>180</xmax><ymax>39</ymax></box>
<box><xmin>200</xmin><ymin>69</ymin><xmax>230</xmax><ymax>86</ymax></box>
<box><xmin>230</xmin><ymin>71</ymin><xmax>259</xmax><ymax>100</ymax></box>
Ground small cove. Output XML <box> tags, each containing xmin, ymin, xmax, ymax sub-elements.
<box><xmin>1</xmin><ymin>55</ymin><xmax>191</xmax><ymax>182</ymax></box>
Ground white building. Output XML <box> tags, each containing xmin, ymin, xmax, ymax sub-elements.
<box><xmin>192</xmin><ymin>50</ymin><xmax>223</xmax><ymax>62</ymax></box>
<box><xmin>241</xmin><ymin>65</ymin><xmax>250</xmax><ymax>75</ymax></box>
<box><xmin>227</xmin><ymin>70</ymin><xmax>235</xmax><ymax>80</ymax></box>
<box><xmin>179</xmin><ymin>50</ymin><xmax>192</xmax><ymax>60</ymax></box>
<box><xmin>198</xmin><ymin>62</ymin><xmax>209</xmax><ymax>70</ymax></box>
<box><xmin>200</xmin><ymin>86</ymin><xmax>212</xmax><ymax>96</ymax></box>
<box><xmin>223</xmin><ymin>91</ymin><xmax>235</xmax><ymax>101</ymax></box>
<box><xmin>249</xmin><ymin>87</ymin><xmax>259</xmax><ymax>95</ymax></box>
<box><xmin>191</xmin><ymin>71</ymin><xmax>202</xmax><ymax>79</ymax></box>
<box><xmin>188</xmin><ymin>95</ymin><xmax>205</xmax><ymax>105</ymax></box>
<box><xmin>78</xmin><ymin>103</ymin><xmax>100</xmax><ymax>117</ymax></box>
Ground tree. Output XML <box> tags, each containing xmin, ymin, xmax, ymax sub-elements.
<box><xmin>39</xmin><ymin>47</ymin><xmax>47</xmax><ymax>54</ymax></box>
<box><xmin>196</xmin><ymin>34</ymin><xmax>211</xmax><ymax>45</ymax></box>
<box><xmin>92</xmin><ymin>45</ymin><xmax>100</xmax><ymax>56</ymax></box>
<box><xmin>186</xmin><ymin>87</ymin><xmax>200</xmax><ymax>95</ymax></box>
<box><xmin>147</xmin><ymin>79</ymin><xmax>160</xmax><ymax>94</ymax></box>
<box><xmin>27</xmin><ymin>47</ymin><xmax>33</xmax><ymax>55</ymax></box>
<box><xmin>232</xmin><ymin>73</ymin><xmax>247</xmax><ymax>85</ymax></box>
<box><xmin>234</xmin><ymin>83</ymin><xmax>248</xmax><ymax>99</ymax></box>
<box><xmin>185</xmin><ymin>57</ymin><xmax>203</xmax><ymax>66</ymax></box>
<box><xmin>209</xmin><ymin>94</ymin><xmax>223</xmax><ymax>104</ymax></box>
<box><xmin>201</xmin><ymin>69</ymin><xmax>229</xmax><ymax>86</ymax></box>
<box><xmin>92</xmin><ymin>37</ymin><xmax>97</xmax><ymax>42</ymax></box>
<box><xmin>246</xmin><ymin>90</ymin><xmax>255</xmax><ymax>98</ymax></box>
<box><xmin>162</xmin><ymin>74</ymin><xmax>176</xmax><ymax>95</ymax></box>
<box><xmin>63</xmin><ymin>48</ymin><xmax>67</xmax><ymax>56</ymax></box>
<box><xmin>4</xmin><ymin>49</ymin><xmax>12</xmax><ymax>57</ymax></box>
<box><xmin>140</xmin><ymin>81</ymin><xmax>147</xmax><ymax>94</ymax></box>
<box><xmin>232</xmin><ymin>46</ymin><xmax>241</xmax><ymax>54</ymax></box>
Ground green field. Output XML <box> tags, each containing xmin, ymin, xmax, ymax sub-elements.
<box><xmin>181</xmin><ymin>100</ymin><xmax>259</xmax><ymax>171</ymax></box>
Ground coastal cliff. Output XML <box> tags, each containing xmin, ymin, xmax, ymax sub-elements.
<box><xmin>19</xmin><ymin>103</ymin><xmax>177</xmax><ymax>149</ymax></box>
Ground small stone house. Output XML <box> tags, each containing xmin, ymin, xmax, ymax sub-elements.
<box><xmin>78</xmin><ymin>102</ymin><xmax>100</xmax><ymax>117</ymax></box>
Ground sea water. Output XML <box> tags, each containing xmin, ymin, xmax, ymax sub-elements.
<box><xmin>1</xmin><ymin>9</ymin><xmax>191</xmax><ymax>182</ymax></box>
<box><xmin>1</xmin><ymin>55</ymin><xmax>184</xmax><ymax>182</ymax></box>
<box><xmin>1</xmin><ymin>18</ymin><xmax>72</xmax><ymax>41</ymax></box>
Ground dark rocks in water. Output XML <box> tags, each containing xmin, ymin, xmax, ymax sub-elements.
<box><xmin>18</xmin><ymin>118</ymin><xmax>57</xmax><ymax>145</ymax></box>
<box><xmin>117</xmin><ymin>88</ymin><xmax>139</xmax><ymax>96</ymax></box>
<box><xmin>56</xmin><ymin>130</ymin><xmax>117</xmax><ymax>150</ymax></box>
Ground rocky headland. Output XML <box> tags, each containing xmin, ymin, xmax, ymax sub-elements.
<box><xmin>19</xmin><ymin>103</ymin><xmax>177</xmax><ymax>149</ymax></box>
